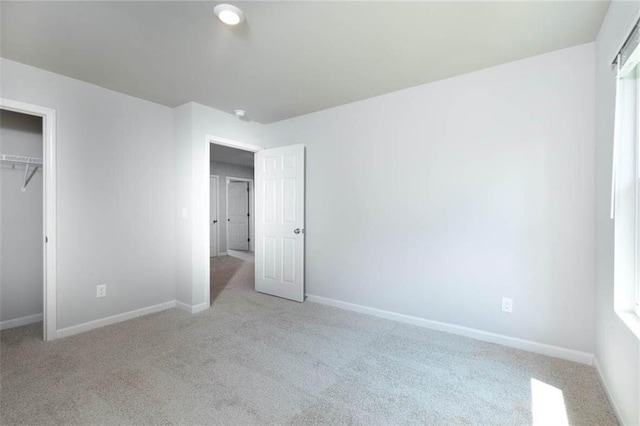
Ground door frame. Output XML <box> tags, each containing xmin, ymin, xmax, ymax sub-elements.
<box><xmin>204</xmin><ymin>134</ymin><xmax>262</xmax><ymax>305</ymax></box>
<box><xmin>209</xmin><ymin>174</ymin><xmax>219</xmax><ymax>257</ymax></box>
<box><xmin>0</xmin><ymin>98</ymin><xmax>57</xmax><ymax>341</ymax></box>
<box><xmin>225</xmin><ymin>177</ymin><xmax>255</xmax><ymax>253</ymax></box>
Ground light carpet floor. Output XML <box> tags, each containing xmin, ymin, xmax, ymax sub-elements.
<box><xmin>1</xmin><ymin>253</ymin><xmax>617</xmax><ymax>425</ymax></box>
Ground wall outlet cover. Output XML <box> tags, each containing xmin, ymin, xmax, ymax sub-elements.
<box><xmin>501</xmin><ymin>297</ymin><xmax>513</xmax><ymax>313</ymax></box>
<box><xmin>96</xmin><ymin>284</ymin><xmax>107</xmax><ymax>298</ymax></box>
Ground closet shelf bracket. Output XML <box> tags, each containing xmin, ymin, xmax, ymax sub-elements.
<box><xmin>21</xmin><ymin>162</ymin><xmax>40</xmax><ymax>192</ymax></box>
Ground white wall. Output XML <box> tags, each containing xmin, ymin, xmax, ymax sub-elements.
<box><xmin>173</xmin><ymin>103</ymin><xmax>193</xmax><ymax>306</ymax></box>
<box><xmin>594</xmin><ymin>1</ymin><xmax>640</xmax><ymax>424</ymax></box>
<box><xmin>0</xmin><ymin>110</ymin><xmax>43</xmax><ymax>324</ymax></box>
<box><xmin>173</xmin><ymin>102</ymin><xmax>264</xmax><ymax>307</ymax></box>
<box><xmin>0</xmin><ymin>60</ymin><xmax>264</xmax><ymax>329</ymax></box>
<box><xmin>1</xmin><ymin>58</ymin><xmax>176</xmax><ymax>330</ymax></box>
<box><xmin>266</xmin><ymin>44</ymin><xmax>596</xmax><ymax>353</ymax></box>
<box><xmin>209</xmin><ymin>161</ymin><xmax>254</xmax><ymax>254</ymax></box>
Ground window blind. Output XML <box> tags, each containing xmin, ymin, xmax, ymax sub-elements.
<box><xmin>611</xmin><ymin>57</ymin><xmax>621</xmax><ymax>219</ymax></box>
<box><xmin>615</xmin><ymin>20</ymin><xmax>640</xmax><ymax>77</ymax></box>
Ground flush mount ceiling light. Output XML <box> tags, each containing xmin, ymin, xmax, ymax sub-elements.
<box><xmin>234</xmin><ymin>109</ymin><xmax>247</xmax><ymax>118</ymax></box>
<box><xmin>214</xmin><ymin>4</ymin><xmax>245</xmax><ymax>26</ymax></box>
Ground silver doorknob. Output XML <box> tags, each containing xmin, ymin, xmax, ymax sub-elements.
<box><xmin>294</xmin><ymin>228</ymin><xmax>301</xmax><ymax>234</ymax></box>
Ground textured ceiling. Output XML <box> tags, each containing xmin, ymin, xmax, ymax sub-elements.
<box><xmin>0</xmin><ymin>1</ymin><xmax>610</xmax><ymax>123</ymax></box>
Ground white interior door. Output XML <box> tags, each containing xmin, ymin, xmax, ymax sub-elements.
<box><xmin>210</xmin><ymin>176</ymin><xmax>218</xmax><ymax>257</ymax></box>
<box><xmin>228</xmin><ymin>181</ymin><xmax>249</xmax><ymax>251</ymax></box>
<box><xmin>255</xmin><ymin>144</ymin><xmax>305</xmax><ymax>302</ymax></box>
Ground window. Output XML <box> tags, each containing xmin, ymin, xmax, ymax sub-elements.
<box><xmin>636</xmin><ymin>64</ymin><xmax>640</xmax><ymax>318</ymax></box>
<box><xmin>612</xmin><ymin>20</ymin><xmax>640</xmax><ymax>336</ymax></box>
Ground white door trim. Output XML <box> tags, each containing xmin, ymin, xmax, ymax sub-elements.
<box><xmin>205</xmin><ymin>134</ymin><xmax>262</xmax><ymax>305</ymax></box>
<box><xmin>226</xmin><ymin>177</ymin><xmax>255</xmax><ymax>253</ymax></box>
<box><xmin>0</xmin><ymin>97</ymin><xmax>57</xmax><ymax>341</ymax></box>
<box><xmin>206</xmin><ymin>135</ymin><xmax>262</xmax><ymax>153</ymax></box>
<box><xmin>210</xmin><ymin>174</ymin><xmax>219</xmax><ymax>257</ymax></box>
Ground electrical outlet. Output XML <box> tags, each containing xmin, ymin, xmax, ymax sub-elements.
<box><xmin>96</xmin><ymin>284</ymin><xmax>107</xmax><ymax>298</ymax></box>
<box><xmin>502</xmin><ymin>297</ymin><xmax>513</xmax><ymax>313</ymax></box>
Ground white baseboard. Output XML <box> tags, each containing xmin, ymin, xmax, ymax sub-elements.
<box><xmin>175</xmin><ymin>301</ymin><xmax>209</xmax><ymax>314</ymax></box>
<box><xmin>175</xmin><ymin>300</ymin><xmax>191</xmax><ymax>313</ymax></box>
<box><xmin>55</xmin><ymin>301</ymin><xmax>177</xmax><ymax>339</ymax></box>
<box><xmin>219</xmin><ymin>251</ymin><xmax>228</xmax><ymax>256</ymax></box>
<box><xmin>191</xmin><ymin>302</ymin><xmax>209</xmax><ymax>313</ymax></box>
<box><xmin>48</xmin><ymin>298</ymin><xmax>211</xmax><ymax>340</ymax></box>
<box><xmin>594</xmin><ymin>357</ymin><xmax>627</xmax><ymax>425</ymax></box>
<box><xmin>0</xmin><ymin>313</ymin><xmax>43</xmax><ymax>330</ymax></box>
<box><xmin>306</xmin><ymin>294</ymin><xmax>594</xmax><ymax>365</ymax></box>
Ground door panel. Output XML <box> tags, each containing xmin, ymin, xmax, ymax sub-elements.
<box><xmin>228</xmin><ymin>181</ymin><xmax>249</xmax><ymax>251</ymax></box>
<box><xmin>263</xmin><ymin>236</ymin><xmax>277</xmax><ymax>279</ymax></box>
<box><xmin>209</xmin><ymin>176</ymin><xmax>218</xmax><ymax>257</ymax></box>
<box><xmin>255</xmin><ymin>144</ymin><xmax>305</xmax><ymax>302</ymax></box>
<box><xmin>282</xmin><ymin>238</ymin><xmax>296</xmax><ymax>283</ymax></box>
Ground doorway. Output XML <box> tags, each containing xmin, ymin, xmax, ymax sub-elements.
<box><xmin>208</xmin><ymin>138</ymin><xmax>258</xmax><ymax>304</ymax></box>
<box><xmin>0</xmin><ymin>98</ymin><xmax>57</xmax><ymax>341</ymax></box>
<box><xmin>204</xmin><ymin>135</ymin><xmax>306</xmax><ymax>305</ymax></box>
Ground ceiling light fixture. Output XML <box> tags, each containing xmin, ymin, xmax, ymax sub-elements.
<box><xmin>234</xmin><ymin>109</ymin><xmax>246</xmax><ymax>119</ymax></box>
<box><xmin>214</xmin><ymin>4</ymin><xmax>245</xmax><ymax>26</ymax></box>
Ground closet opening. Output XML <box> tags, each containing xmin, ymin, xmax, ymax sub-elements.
<box><xmin>0</xmin><ymin>99</ymin><xmax>57</xmax><ymax>341</ymax></box>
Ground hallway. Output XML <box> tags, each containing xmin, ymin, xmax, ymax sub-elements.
<box><xmin>210</xmin><ymin>251</ymin><xmax>254</xmax><ymax>304</ymax></box>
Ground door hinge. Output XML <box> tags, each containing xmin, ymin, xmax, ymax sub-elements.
<box><xmin>247</xmin><ymin>238</ymin><xmax>250</xmax><ymax>242</ymax></box>
<box><xmin>45</xmin><ymin>236</ymin><xmax>48</xmax><ymax>243</ymax></box>
<box><xmin>247</xmin><ymin>213</ymin><xmax>250</xmax><ymax>217</ymax></box>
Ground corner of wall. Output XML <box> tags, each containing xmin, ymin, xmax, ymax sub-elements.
<box><xmin>174</xmin><ymin>101</ymin><xmax>267</xmax><ymax>308</ymax></box>
<box><xmin>594</xmin><ymin>1</ymin><xmax>640</xmax><ymax>425</ymax></box>
<box><xmin>173</xmin><ymin>102</ymin><xmax>195</xmax><ymax>305</ymax></box>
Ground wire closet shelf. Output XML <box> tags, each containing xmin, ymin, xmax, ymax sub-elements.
<box><xmin>0</xmin><ymin>153</ymin><xmax>43</xmax><ymax>191</ymax></box>
<box><xmin>0</xmin><ymin>153</ymin><xmax>43</xmax><ymax>166</ymax></box>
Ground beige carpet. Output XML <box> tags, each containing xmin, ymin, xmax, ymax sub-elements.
<box><xmin>1</xmin><ymin>253</ymin><xmax>617</xmax><ymax>425</ymax></box>
<box><xmin>210</xmin><ymin>251</ymin><xmax>254</xmax><ymax>304</ymax></box>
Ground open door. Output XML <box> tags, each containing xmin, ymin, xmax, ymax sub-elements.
<box><xmin>255</xmin><ymin>144</ymin><xmax>305</xmax><ymax>302</ymax></box>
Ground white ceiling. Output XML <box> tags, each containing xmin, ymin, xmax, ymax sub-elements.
<box><xmin>210</xmin><ymin>143</ymin><xmax>254</xmax><ymax>168</ymax></box>
<box><xmin>0</xmin><ymin>1</ymin><xmax>610</xmax><ymax>123</ymax></box>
